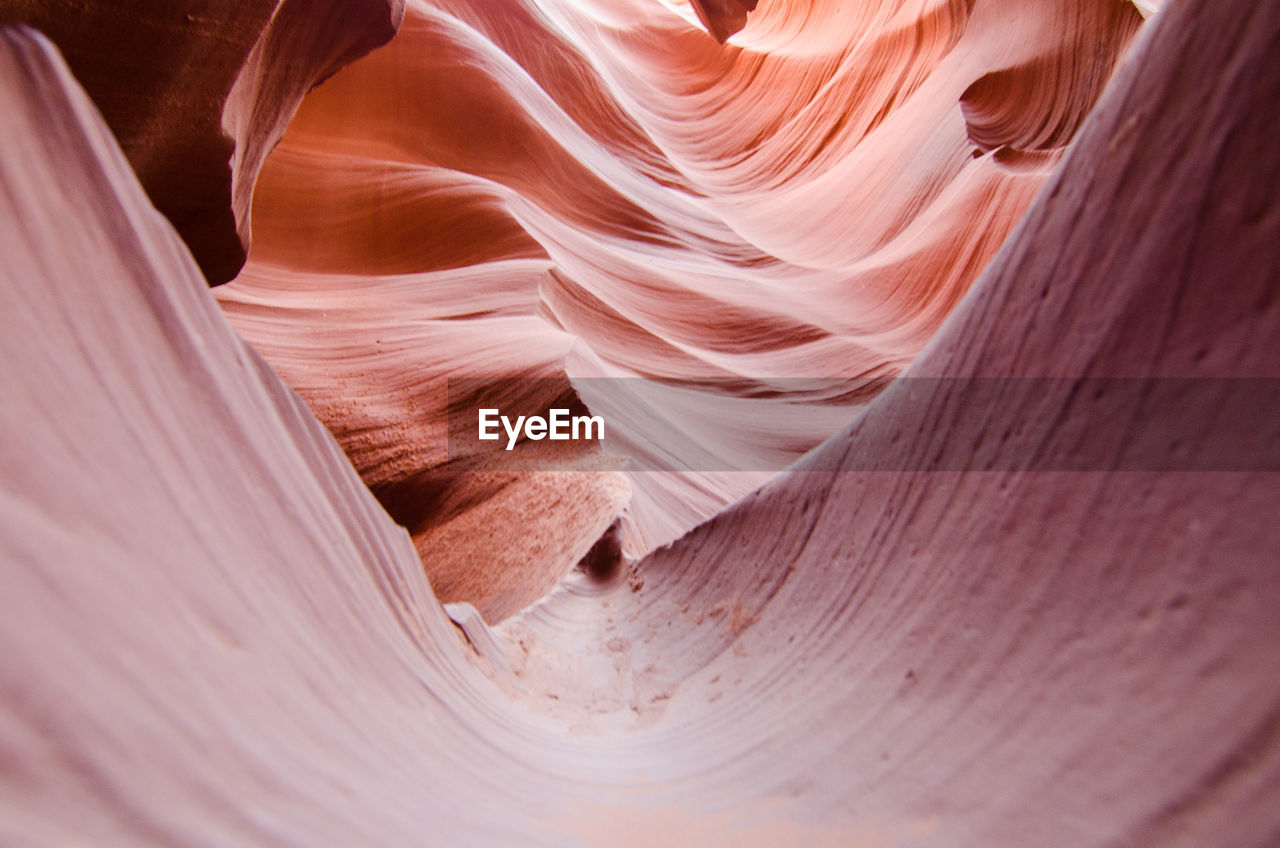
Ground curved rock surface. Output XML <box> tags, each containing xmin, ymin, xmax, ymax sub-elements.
<box><xmin>2</xmin><ymin>0</ymin><xmax>1279</xmax><ymax>846</ymax></box>
<box><xmin>0</xmin><ymin>0</ymin><xmax>403</xmax><ymax>283</ymax></box>
<box><xmin>217</xmin><ymin>0</ymin><xmax>1143</xmax><ymax>610</ymax></box>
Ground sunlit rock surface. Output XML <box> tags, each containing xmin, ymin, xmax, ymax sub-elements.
<box><xmin>217</xmin><ymin>0</ymin><xmax>1143</xmax><ymax>609</ymax></box>
<box><xmin>2</xmin><ymin>0</ymin><xmax>1279</xmax><ymax>845</ymax></box>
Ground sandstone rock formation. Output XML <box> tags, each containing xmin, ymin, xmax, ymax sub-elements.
<box><xmin>217</xmin><ymin>0</ymin><xmax>1143</xmax><ymax>611</ymax></box>
<box><xmin>1</xmin><ymin>0</ymin><xmax>1278</xmax><ymax>845</ymax></box>
<box><xmin>0</xmin><ymin>0</ymin><xmax>404</xmax><ymax>283</ymax></box>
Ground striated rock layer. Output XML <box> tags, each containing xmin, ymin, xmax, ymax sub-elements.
<box><xmin>500</xmin><ymin>1</ymin><xmax>1280</xmax><ymax>843</ymax></box>
<box><xmin>0</xmin><ymin>0</ymin><xmax>404</xmax><ymax>283</ymax></box>
<box><xmin>2</xmin><ymin>0</ymin><xmax>1278</xmax><ymax>845</ymax></box>
<box><xmin>218</xmin><ymin>0</ymin><xmax>1144</xmax><ymax>613</ymax></box>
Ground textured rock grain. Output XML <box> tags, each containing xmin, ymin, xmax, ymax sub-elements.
<box><xmin>218</xmin><ymin>0</ymin><xmax>1142</xmax><ymax>610</ymax></box>
<box><xmin>1</xmin><ymin>0</ymin><xmax>1277</xmax><ymax>844</ymax></box>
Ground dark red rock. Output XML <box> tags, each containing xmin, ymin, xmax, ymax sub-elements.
<box><xmin>0</xmin><ymin>0</ymin><xmax>403</xmax><ymax>283</ymax></box>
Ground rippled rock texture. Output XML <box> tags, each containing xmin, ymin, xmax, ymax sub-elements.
<box><xmin>2</xmin><ymin>0</ymin><xmax>1279</xmax><ymax>845</ymax></box>
<box><xmin>216</xmin><ymin>0</ymin><xmax>1144</xmax><ymax>613</ymax></box>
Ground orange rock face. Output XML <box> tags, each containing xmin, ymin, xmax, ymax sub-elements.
<box><xmin>218</xmin><ymin>0</ymin><xmax>1142</xmax><ymax>614</ymax></box>
<box><xmin>2</xmin><ymin>0</ymin><xmax>1279</xmax><ymax>845</ymax></box>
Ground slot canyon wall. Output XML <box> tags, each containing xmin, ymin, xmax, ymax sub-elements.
<box><xmin>1</xmin><ymin>0</ymin><xmax>1278</xmax><ymax>846</ymax></box>
<box><xmin>0</xmin><ymin>0</ymin><xmax>406</xmax><ymax>283</ymax></box>
<box><xmin>214</xmin><ymin>0</ymin><xmax>1145</xmax><ymax>617</ymax></box>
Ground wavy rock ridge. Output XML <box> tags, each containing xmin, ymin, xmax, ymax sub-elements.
<box><xmin>217</xmin><ymin>0</ymin><xmax>1143</xmax><ymax>615</ymax></box>
<box><xmin>2</xmin><ymin>0</ymin><xmax>1278</xmax><ymax>845</ymax></box>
